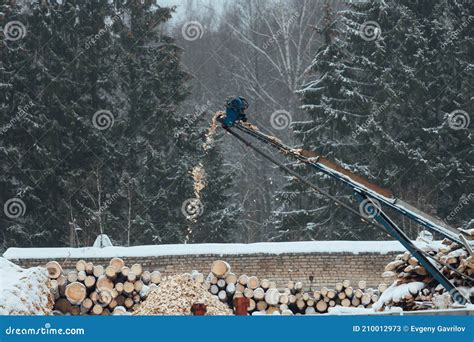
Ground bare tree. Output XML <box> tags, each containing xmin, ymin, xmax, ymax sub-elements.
<box><xmin>167</xmin><ymin>0</ymin><xmax>328</xmax><ymax>242</ymax></box>
<box><xmin>223</xmin><ymin>0</ymin><xmax>321</xmax><ymax>114</ymax></box>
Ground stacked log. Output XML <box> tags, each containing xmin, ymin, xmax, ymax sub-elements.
<box><xmin>202</xmin><ymin>261</ymin><xmax>238</xmax><ymax>307</ymax></box>
<box><xmin>46</xmin><ymin>258</ymin><xmax>159</xmax><ymax>315</ymax></box>
<box><xmin>44</xmin><ymin>255</ymin><xmax>462</xmax><ymax>315</ymax></box>
<box><xmin>204</xmin><ymin>260</ymin><xmax>384</xmax><ymax>315</ymax></box>
<box><xmin>375</xmin><ymin>238</ymin><xmax>474</xmax><ymax>311</ymax></box>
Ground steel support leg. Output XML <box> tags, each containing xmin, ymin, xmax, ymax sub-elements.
<box><xmin>354</xmin><ymin>191</ymin><xmax>468</xmax><ymax>305</ymax></box>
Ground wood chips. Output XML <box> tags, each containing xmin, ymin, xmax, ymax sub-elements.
<box><xmin>133</xmin><ymin>274</ymin><xmax>232</xmax><ymax>315</ymax></box>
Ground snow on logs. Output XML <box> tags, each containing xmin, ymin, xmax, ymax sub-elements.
<box><xmin>375</xmin><ymin>238</ymin><xmax>474</xmax><ymax>311</ymax></box>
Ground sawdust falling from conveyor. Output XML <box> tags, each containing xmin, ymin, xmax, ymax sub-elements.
<box><xmin>184</xmin><ymin>163</ymin><xmax>206</xmax><ymax>241</ymax></box>
<box><xmin>191</xmin><ymin>163</ymin><xmax>205</xmax><ymax>200</ymax></box>
<box><xmin>190</xmin><ymin>112</ymin><xmax>223</xmax><ymax>204</ymax></box>
<box><xmin>184</xmin><ymin>113</ymin><xmax>223</xmax><ymax>241</ymax></box>
<box><xmin>187</xmin><ymin>112</ymin><xmax>224</xmax><ymax>222</ymax></box>
<box><xmin>202</xmin><ymin>111</ymin><xmax>223</xmax><ymax>152</ymax></box>
<box><xmin>188</xmin><ymin>112</ymin><xmax>255</xmax><ymax>221</ymax></box>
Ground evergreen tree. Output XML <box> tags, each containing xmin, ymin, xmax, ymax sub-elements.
<box><xmin>0</xmin><ymin>0</ymin><xmax>237</xmax><ymax>249</ymax></box>
<box><xmin>358</xmin><ymin>0</ymin><xmax>473</xmax><ymax>230</ymax></box>
<box><xmin>280</xmin><ymin>0</ymin><xmax>473</xmax><ymax>241</ymax></box>
<box><xmin>111</xmin><ymin>0</ymin><xmax>197</xmax><ymax>244</ymax></box>
<box><xmin>0</xmin><ymin>0</ymin><xmax>121</xmax><ymax>248</ymax></box>
<box><xmin>0</xmin><ymin>0</ymin><xmax>46</xmax><ymax>249</ymax></box>
<box><xmin>276</xmin><ymin>1</ymin><xmax>380</xmax><ymax>240</ymax></box>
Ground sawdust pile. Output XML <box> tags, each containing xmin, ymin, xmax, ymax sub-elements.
<box><xmin>0</xmin><ymin>258</ymin><xmax>54</xmax><ymax>315</ymax></box>
<box><xmin>134</xmin><ymin>274</ymin><xmax>232</xmax><ymax>315</ymax></box>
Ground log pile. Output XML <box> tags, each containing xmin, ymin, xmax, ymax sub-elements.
<box><xmin>204</xmin><ymin>260</ymin><xmax>385</xmax><ymax>315</ymax></box>
<box><xmin>41</xmin><ymin>245</ymin><xmax>473</xmax><ymax>316</ymax></box>
<box><xmin>375</xmin><ymin>238</ymin><xmax>474</xmax><ymax>311</ymax></box>
<box><xmin>46</xmin><ymin>258</ymin><xmax>159</xmax><ymax>315</ymax></box>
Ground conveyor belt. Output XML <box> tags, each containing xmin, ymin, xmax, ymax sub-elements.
<box><xmin>231</xmin><ymin>122</ymin><xmax>468</xmax><ymax>246</ymax></box>
<box><xmin>222</xmin><ymin>121</ymin><xmax>471</xmax><ymax>304</ymax></box>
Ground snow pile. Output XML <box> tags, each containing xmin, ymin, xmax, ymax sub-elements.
<box><xmin>372</xmin><ymin>282</ymin><xmax>425</xmax><ymax>311</ymax></box>
<box><xmin>327</xmin><ymin>306</ymin><xmax>403</xmax><ymax>315</ymax></box>
<box><xmin>92</xmin><ymin>234</ymin><xmax>113</xmax><ymax>248</ymax></box>
<box><xmin>0</xmin><ymin>257</ymin><xmax>53</xmax><ymax>315</ymax></box>
<box><xmin>328</xmin><ymin>306</ymin><xmax>376</xmax><ymax>315</ymax></box>
<box><xmin>134</xmin><ymin>274</ymin><xmax>232</xmax><ymax>316</ymax></box>
<box><xmin>414</xmin><ymin>238</ymin><xmax>444</xmax><ymax>252</ymax></box>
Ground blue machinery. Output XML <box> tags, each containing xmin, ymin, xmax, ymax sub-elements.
<box><xmin>220</xmin><ymin>118</ymin><xmax>473</xmax><ymax>305</ymax></box>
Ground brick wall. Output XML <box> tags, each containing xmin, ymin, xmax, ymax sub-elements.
<box><xmin>9</xmin><ymin>251</ymin><xmax>397</xmax><ymax>289</ymax></box>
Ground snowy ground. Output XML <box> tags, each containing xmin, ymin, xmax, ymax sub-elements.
<box><xmin>0</xmin><ymin>257</ymin><xmax>53</xmax><ymax>315</ymax></box>
<box><xmin>328</xmin><ymin>306</ymin><xmax>403</xmax><ymax>315</ymax></box>
<box><xmin>3</xmin><ymin>240</ymin><xmax>410</xmax><ymax>260</ymax></box>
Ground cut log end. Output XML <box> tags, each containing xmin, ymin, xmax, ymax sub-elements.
<box><xmin>109</xmin><ymin>258</ymin><xmax>125</xmax><ymax>272</ymax></box>
<box><xmin>65</xmin><ymin>282</ymin><xmax>87</xmax><ymax>305</ymax></box>
<box><xmin>211</xmin><ymin>260</ymin><xmax>231</xmax><ymax>277</ymax></box>
<box><xmin>45</xmin><ymin>261</ymin><xmax>62</xmax><ymax>279</ymax></box>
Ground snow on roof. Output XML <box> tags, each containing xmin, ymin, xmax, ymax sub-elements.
<box><xmin>3</xmin><ymin>240</ymin><xmax>409</xmax><ymax>260</ymax></box>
